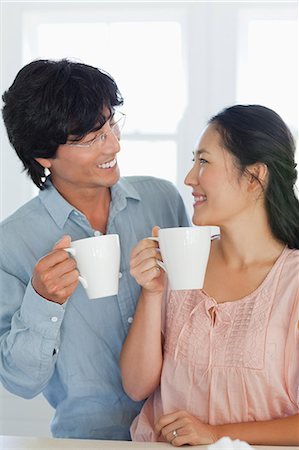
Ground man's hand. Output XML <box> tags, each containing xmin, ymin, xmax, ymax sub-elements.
<box><xmin>32</xmin><ymin>235</ymin><xmax>79</xmax><ymax>304</ymax></box>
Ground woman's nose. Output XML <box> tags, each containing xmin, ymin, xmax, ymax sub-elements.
<box><xmin>184</xmin><ymin>165</ymin><xmax>197</xmax><ymax>187</ymax></box>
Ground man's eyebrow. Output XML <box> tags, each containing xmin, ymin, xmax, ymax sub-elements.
<box><xmin>91</xmin><ymin>111</ymin><xmax>113</xmax><ymax>134</ymax></box>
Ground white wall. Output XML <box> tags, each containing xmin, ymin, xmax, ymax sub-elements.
<box><xmin>0</xmin><ymin>386</ymin><xmax>53</xmax><ymax>437</ymax></box>
<box><xmin>0</xmin><ymin>0</ymin><xmax>297</xmax><ymax>438</ymax></box>
<box><xmin>0</xmin><ymin>4</ymin><xmax>35</xmax><ymax>220</ymax></box>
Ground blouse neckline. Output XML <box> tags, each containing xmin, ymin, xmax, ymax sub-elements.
<box><xmin>201</xmin><ymin>245</ymin><xmax>291</xmax><ymax>306</ymax></box>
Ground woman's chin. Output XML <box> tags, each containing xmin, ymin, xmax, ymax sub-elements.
<box><xmin>192</xmin><ymin>215</ymin><xmax>217</xmax><ymax>228</ymax></box>
<box><xmin>192</xmin><ymin>216</ymin><xmax>207</xmax><ymax>227</ymax></box>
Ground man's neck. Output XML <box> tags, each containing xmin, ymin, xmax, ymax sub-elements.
<box><xmin>52</xmin><ymin>181</ymin><xmax>112</xmax><ymax>234</ymax></box>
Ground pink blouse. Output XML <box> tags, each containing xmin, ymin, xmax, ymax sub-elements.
<box><xmin>131</xmin><ymin>247</ymin><xmax>299</xmax><ymax>442</ymax></box>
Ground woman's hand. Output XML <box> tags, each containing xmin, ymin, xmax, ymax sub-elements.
<box><xmin>155</xmin><ymin>410</ymin><xmax>218</xmax><ymax>446</ymax></box>
<box><xmin>130</xmin><ymin>226</ymin><xmax>166</xmax><ymax>295</ymax></box>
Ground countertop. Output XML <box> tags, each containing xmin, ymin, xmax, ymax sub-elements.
<box><xmin>0</xmin><ymin>435</ymin><xmax>297</xmax><ymax>450</ymax></box>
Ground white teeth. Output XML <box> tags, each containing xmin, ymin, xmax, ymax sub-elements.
<box><xmin>97</xmin><ymin>158</ymin><xmax>117</xmax><ymax>169</ymax></box>
<box><xmin>194</xmin><ymin>195</ymin><xmax>207</xmax><ymax>202</ymax></box>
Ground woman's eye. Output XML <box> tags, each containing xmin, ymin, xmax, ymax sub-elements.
<box><xmin>199</xmin><ymin>158</ymin><xmax>208</xmax><ymax>165</ymax></box>
<box><xmin>192</xmin><ymin>153</ymin><xmax>208</xmax><ymax>164</ymax></box>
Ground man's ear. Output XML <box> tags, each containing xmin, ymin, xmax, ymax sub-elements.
<box><xmin>35</xmin><ymin>158</ymin><xmax>52</xmax><ymax>169</ymax></box>
<box><xmin>247</xmin><ymin>163</ymin><xmax>268</xmax><ymax>191</ymax></box>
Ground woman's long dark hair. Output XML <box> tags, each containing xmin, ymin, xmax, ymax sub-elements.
<box><xmin>209</xmin><ymin>105</ymin><xmax>299</xmax><ymax>249</ymax></box>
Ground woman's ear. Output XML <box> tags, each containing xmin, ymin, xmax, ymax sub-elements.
<box><xmin>247</xmin><ymin>163</ymin><xmax>268</xmax><ymax>191</ymax></box>
<box><xmin>35</xmin><ymin>157</ymin><xmax>52</xmax><ymax>169</ymax></box>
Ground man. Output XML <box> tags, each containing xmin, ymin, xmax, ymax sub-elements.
<box><xmin>0</xmin><ymin>59</ymin><xmax>190</xmax><ymax>440</ymax></box>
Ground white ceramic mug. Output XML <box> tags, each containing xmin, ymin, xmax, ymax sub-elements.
<box><xmin>64</xmin><ymin>234</ymin><xmax>121</xmax><ymax>299</ymax></box>
<box><xmin>149</xmin><ymin>226</ymin><xmax>211</xmax><ymax>290</ymax></box>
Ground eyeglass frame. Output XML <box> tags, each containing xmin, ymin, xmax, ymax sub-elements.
<box><xmin>64</xmin><ymin>111</ymin><xmax>126</xmax><ymax>148</ymax></box>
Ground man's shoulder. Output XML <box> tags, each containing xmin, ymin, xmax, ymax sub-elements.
<box><xmin>123</xmin><ymin>175</ymin><xmax>172</xmax><ymax>184</ymax></box>
<box><xmin>119</xmin><ymin>176</ymin><xmax>190</xmax><ymax>227</ymax></box>
<box><xmin>122</xmin><ymin>176</ymin><xmax>179</xmax><ymax>195</ymax></box>
<box><xmin>0</xmin><ymin>195</ymin><xmax>42</xmax><ymax>231</ymax></box>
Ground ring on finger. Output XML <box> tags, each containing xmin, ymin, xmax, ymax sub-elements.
<box><xmin>172</xmin><ymin>429</ymin><xmax>178</xmax><ymax>439</ymax></box>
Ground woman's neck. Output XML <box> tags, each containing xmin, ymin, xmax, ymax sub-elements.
<box><xmin>217</xmin><ymin>208</ymin><xmax>285</xmax><ymax>269</ymax></box>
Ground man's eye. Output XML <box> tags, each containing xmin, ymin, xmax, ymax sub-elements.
<box><xmin>90</xmin><ymin>132</ymin><xmax>107</xmax><ymax>144</ymax></box>
<box><xmin>99</xmin><ymin>133</ymin><xmax>107</xmax><ymax>142</ymax></box>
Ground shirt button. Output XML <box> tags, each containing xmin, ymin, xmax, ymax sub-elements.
<box><xmin>127</xmin><ymin>317</ymin><xmax>133</xmax><ymax>324</ymax></box>
<box><xmin>51</xmin><ymin>316</ymin><xmax>58</xmax><ymax>323</ymax></box>
<box><xmin>73</xmin><ymin>211</ymin><xmax>79</xmax><ymax>216</ymax></box>
<box><xmin>94</xmin><ymin>230</ymin><xmax>101</xmax><ymax>236</ymax></box>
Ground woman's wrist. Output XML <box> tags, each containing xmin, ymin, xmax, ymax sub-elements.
<box><xmin>140</xmin><ymin>287</ymin><xmax>164</xmax><ymax>303</ymax></box>
<box><xmin>208</xmin><ymin>424</ymin><xmax>220</xmax><ymax>443</ymax></box>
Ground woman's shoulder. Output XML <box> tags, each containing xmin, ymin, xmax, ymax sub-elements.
<box><xmin>283</xmin><ymin>246</ymin><xmax>299</xmax><ymax>268</ymax></box>
<box><xmin>275</xmin><ymin>247</ymin><xmax>299</xmax><ymax>297</ymax></box>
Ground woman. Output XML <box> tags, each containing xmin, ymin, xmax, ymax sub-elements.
<box><xmin>120</xmin><ymin>105</ymin><xmax>299</xmax><ymax>446</ymax></box>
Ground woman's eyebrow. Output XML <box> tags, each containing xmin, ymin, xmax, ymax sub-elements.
<box><xmin>194</xmin><ymin>149</ymin><xmax>210</xmax><ymax>156</ymax></box>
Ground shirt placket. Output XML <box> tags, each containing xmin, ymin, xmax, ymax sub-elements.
<box><xmin>107</xmin><ymin>194</ymin><xmax>139</xmax><ymax>333</ymax></box>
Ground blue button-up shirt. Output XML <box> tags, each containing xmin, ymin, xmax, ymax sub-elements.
<box><xmin>0</xmin><ymin>176</ymin><xmax>190</xmax><ymax>440</ymax></box>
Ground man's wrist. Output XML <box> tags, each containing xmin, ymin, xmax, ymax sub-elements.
<box><xmin>31</xmin><ymin>279</ymin><xmax>67</xmax><ymax>304</ymax></box>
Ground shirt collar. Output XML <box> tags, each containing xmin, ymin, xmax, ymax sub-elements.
<box><xmin>111</xmin><ymin>177</ymin><xmax>141</xmax><ymax>202</ymax></box>
<box><xmin>39</xmin><ymin>177</ymin><xmax>141</xmax><ymax>230</ymax></box>
<box><xmin>109</xmin><ymin>178</ymin><xmax>141</xmax><ymax>224</ymax></box>
<box><xmin>39</xmin><ymin>179</ymin><xmax>75</xmax><ymax>229</ymax></box>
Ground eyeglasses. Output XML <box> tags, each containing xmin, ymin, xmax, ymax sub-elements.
<box><xmin>65</xmin><ymin>111</ymin><xmax>126</xmax><ymax>148</ymax></box>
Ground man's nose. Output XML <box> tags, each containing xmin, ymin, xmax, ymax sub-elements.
<box><xmin>105</xmin><ymin>129</ymin><xmax>121</xmax><ymax>154</ymax></box>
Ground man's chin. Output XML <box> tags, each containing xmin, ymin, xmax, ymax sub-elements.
<box><xmin>104</xmin><ymin>169</ymin><xmax>120</xmax><ymax>187</ymax></box>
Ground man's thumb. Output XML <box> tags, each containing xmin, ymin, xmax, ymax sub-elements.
<box><xmin>152</xmin><ymin>226</ymin><xmax>160</xmax><ymax>238</ymax></box>
<box><xmin>53</xmin><ymin>235</ymin><xmax>72</xmax><ymax>250</ymax></box>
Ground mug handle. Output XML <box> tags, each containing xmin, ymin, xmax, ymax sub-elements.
<box><xmin>146</xmin><ymin>237</ymin><xmax>167</xmax><ymax>272</ymax></box>
<box><xmin>64</xmin><ymin>247</ymin><xmax>88</xmax><ymax>289</ymax></box>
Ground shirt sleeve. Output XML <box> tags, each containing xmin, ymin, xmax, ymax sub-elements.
<box><xmin>0</xmin><ymin>266</ymin><xmax>65</xmax><ymax>399</ymax></box>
